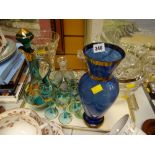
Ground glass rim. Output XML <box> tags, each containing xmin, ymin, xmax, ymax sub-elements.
<box><xmin>32</xmin><ymin>30</ymin><xmax>60</xmax><ymax>39</ymax></box>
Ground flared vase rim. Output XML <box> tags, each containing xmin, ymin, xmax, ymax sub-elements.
<box><xmin>83</xmin><ymin>42</ymin><xmax>126</xmax><ymax>64</ymax></box>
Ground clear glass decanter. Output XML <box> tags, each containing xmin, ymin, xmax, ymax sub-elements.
<box><xmin>55</xmin><ymin>56</ymin><xmax>73</xmax><ymax>124</ymax></box>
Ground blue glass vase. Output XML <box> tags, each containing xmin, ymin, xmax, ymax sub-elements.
<box><xmin>78</xmin><ymin>42</ymin><xmax>125</xmax><ymax>127</ymax></box>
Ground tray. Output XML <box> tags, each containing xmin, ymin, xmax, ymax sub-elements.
<box><xmin>20</xmin><ymin>69</ymin><xmax>155</xmax><ymax>134</ymax></box>
<box><xmin>23</xmin><ymin>95</ymin><xmax>130</xmax><ymax>133</ymax></box>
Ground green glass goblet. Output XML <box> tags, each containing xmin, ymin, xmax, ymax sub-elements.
<box><xmin>55</xmin><ymin>82</ymin><xmax>72</xmax><ymax>125</ymax></box>
<box><xmin>44</xmin><ymin>101</ymin><xmax>58</xmax><ymax>120</ymax></box>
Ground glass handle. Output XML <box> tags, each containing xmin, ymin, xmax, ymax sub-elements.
<box><xmin>39</xmin><ymin>59</ymin><xmax>50</xmax><ymax>79</ymax></box>
<box><xmin>127</xmin><ymin>95</ymin><xmax>136</xmax><ymax>126</ymax></box>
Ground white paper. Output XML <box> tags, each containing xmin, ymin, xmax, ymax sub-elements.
<box><xmin>93</xmin><ymin>43</ymin><xmax>105</xmax><ymax>53</ymax></box>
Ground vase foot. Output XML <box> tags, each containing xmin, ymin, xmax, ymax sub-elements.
<box><xmin>83</xmin><ymin>113</ymin><xmax>104</xmax><ymax>128</ymax></box>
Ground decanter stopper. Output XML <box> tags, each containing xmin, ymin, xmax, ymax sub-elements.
<box><xmin>16</xmin><ymin>28</ymin><xmax>34</xmax><ymax>53</ymax></box>
<box><xmin>57</xmin><ymin>56</ymin><xmax>67</xmax><ymax>71</ymax></box>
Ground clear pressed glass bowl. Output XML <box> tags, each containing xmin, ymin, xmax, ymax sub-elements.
<box><xmin>113</xmin><ymin>43</ymin><xmax>148</xmax><ymax>99</ymax></box>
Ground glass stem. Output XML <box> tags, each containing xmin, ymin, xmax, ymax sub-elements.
<box><xmin>63</xmin><ymin>110</ymin><xmax>68</xmax><ymax>119</ymax></box>
<box><xmin>73</xmin><ymin>102</ymin><xmax>78</xmax><ymax>109</ymax></box>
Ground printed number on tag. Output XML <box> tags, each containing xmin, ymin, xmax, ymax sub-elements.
<box><xmin>91</xmin><ymin>84</ymin><xmax>103</xmax><ymax>94</ymax></box>
<box><xmin>93</xmin><ymin>43</ymin><xmax>105</xmax><ymax>53</ymax></box>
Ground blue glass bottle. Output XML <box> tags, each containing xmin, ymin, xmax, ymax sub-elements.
<box><xmin>78</xmin><ymin>42</ymin><xmax>125</xmax><ymax>127</ymax></box>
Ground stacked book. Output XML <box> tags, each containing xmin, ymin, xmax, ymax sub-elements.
<box><xmin>0</xmin><ymin>43</ymin><xmax>28</xmax><ymax>103</ymax></box>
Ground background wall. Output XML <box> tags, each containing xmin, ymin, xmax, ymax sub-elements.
<box><xmin>56</xmin><ymin>19</ymin><xmax>86</xmax><ymax>70</ymax></box>
<box><xmin>2</xmin><ymin>19</ymin><xmax>154</xmax><ymax>70</ymax></box>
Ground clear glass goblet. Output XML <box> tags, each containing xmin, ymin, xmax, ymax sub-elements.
<box><xmin>31</xmin><ymin>30</ymin><xmax>60</xmax><ymax>72</ymax></box>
